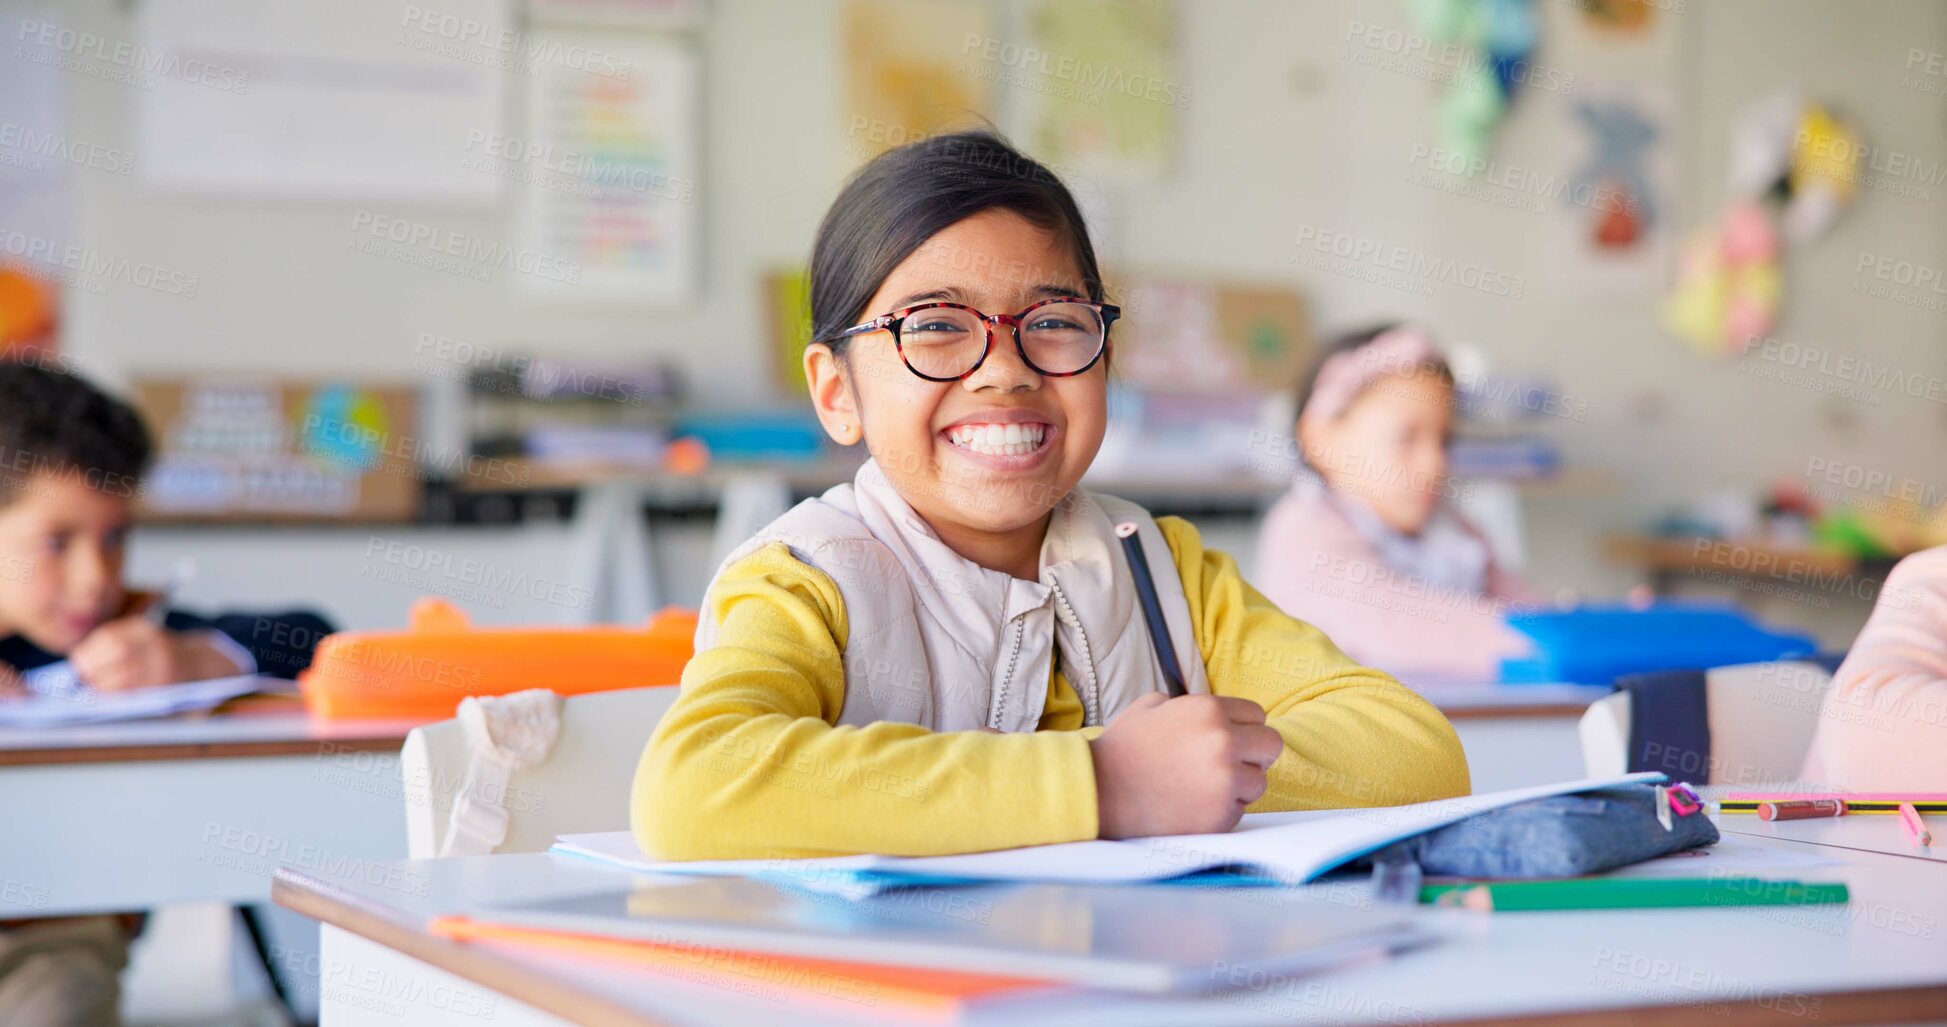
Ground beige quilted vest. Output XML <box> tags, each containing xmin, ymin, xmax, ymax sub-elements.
<box><xmin>696</xmin><ymin>460</ymin><xmax>1210</xmax><ymax>732</ymax></box>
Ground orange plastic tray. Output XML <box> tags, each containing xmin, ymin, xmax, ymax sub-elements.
<box><xmin>298</xmin><ymin>598</ymin><xmax>696</xmax><ymax>719</ymax></box>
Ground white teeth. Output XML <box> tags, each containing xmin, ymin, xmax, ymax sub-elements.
<box><xmin>946</xmin><ymin>422</ymin><xmax>1048</xmax><ymax>457</ymax></box>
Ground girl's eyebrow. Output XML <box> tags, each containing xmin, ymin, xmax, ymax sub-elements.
<box><xmin>888</xmin><ymin>283</ymin><xmax>1086</xmax><ymax>308</ymax></box>
<box><xmin>1028</xmin><ymin>282</ymin><xmax>1084</xmax><ymax>299</ymax></box>
<box><xmin>889</xmin><ymin>287</ymin><xmax>962</xmax><ymax>307</ymax></box>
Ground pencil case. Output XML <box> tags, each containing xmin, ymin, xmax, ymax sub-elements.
<box><xmin>298</xmin><ymin>598</ymin><xmax>697</xmax><ymax>719</ymax></box>
<box><xmin>1371</xmin><ymin>783</ymin><xmax>1719</xmax><ymax>879</ymax></box>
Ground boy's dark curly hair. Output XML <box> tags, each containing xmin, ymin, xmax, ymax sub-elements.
<box><xmin>0</xmin><ymin>361</ymin><xmax>153</xmax><ymax>504</ymax></box>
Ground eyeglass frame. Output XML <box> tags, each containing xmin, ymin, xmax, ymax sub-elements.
<box><xmin>827</xmin><ymin>297</ymin><xmax>1120</xmax><ymax>383</ymax></box>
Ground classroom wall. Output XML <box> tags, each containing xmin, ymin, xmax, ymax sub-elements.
<box><xmin>18</xmin><ymin>0</ymin><xmax>1947</xmax><ymax>632</ymax></box>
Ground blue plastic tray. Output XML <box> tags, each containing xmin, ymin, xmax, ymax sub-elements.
<box><xmin>1499</xmin><ymin>602</ymin><xmax>1817</xmax><ymax>685</ymax></box>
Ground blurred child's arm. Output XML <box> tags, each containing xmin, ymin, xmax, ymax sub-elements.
<box><xmin>632</xmin><ymin>543</ymin><xmax>1099</xmax><ymax>860</ymax></box>
<box><xmin>1804</xmin><ymin>546</ymin><xmax>1947</xmax><ymax>788</ymax></box>
<box><xmin>1163</xmin><ymin>517</ymin><xmax>1471</xmax><ymax>809</ymax></box>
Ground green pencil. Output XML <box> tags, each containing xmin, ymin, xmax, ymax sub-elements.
<box><xmin>1419</xmin><ymin>877</ymin><xmax>1850</xmax><ymax>912</ymax></box>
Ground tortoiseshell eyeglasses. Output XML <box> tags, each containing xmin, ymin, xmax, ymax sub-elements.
<box><xmin>830</xmin><ymin>298</ymin><xmax>1118</xmax><ymax>382</ymax></box>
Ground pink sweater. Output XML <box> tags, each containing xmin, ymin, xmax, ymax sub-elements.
<box><xmin>1800</xmin><ymin>546</ymin><xmax>1947</xmax><ymax>789</ymax></box>
<box><xmin>1253</xmin><ymin>487</ymin><xmax>1536</xmax><ymax>682</ymax></box>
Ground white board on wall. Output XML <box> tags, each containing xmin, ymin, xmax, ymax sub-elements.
<box><xmin>134</xmin><ymin>0</ymin><xmax>505</xmax><ymax>205</ymax></box>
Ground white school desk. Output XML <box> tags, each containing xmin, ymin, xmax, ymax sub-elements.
<box><xmin>1720</xmin><ymin>811</ymin><xmax>1947</xmax><ymax>866</ymax></box>
<box><xmin>273</xmin><ymin>813</ymin><xmax>1947</xmax><ymax>1027</ymax></box>
<box><xmin>0</xmin><ymin>682</ymin><xmax>1597</xmax><ymax>919</ymax></box>
<box><xmin>0</xmin><ymin>693</ymin><xmax>423</xmax><ymax>918</ymax></box>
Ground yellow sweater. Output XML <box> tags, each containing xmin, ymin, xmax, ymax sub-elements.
<box><xmin>633</xmin><ymin>516</ymin><xmax>1470</xmax><ymax>860</ymax></box>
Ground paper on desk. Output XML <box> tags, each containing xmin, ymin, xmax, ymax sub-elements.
<box><xmin>556</xmin><ymin>772</ymin><xmax>1669</xmax><ymax>896</ymax></box>
<box><xmin>0</xmin><ymin>674</ymin><xmax>277</xmax><ymax>728</ymax></box>
<box><xmin>22</xmin><ymin>660</ymin><xmax>84</xmax><ymax>700</ymax></box>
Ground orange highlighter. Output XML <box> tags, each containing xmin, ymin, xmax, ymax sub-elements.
<box><xmin>1899</xmin><ymin>802</ymin><xmax>1932</xmax><ymax>847</ymax></box>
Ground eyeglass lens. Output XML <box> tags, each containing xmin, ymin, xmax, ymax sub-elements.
<box><xmin>897</xmin><ymin>303</ymin><xmax>1104</xmax><ymax>379</ymax></box>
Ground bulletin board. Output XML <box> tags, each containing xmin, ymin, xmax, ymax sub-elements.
<box><xmin>1108</xmin><ymin>273</ymin><xmax>1311</xmax><ymax>396</ymax></box>
<box><xmin>133</xmin><ymin>378</ymin><xmax>422</xmax><ymax>523</ymax></box>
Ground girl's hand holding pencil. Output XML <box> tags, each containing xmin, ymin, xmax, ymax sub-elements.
<box><xmin>1089</xmin><ymin>693</ymin><xmax>1284</xmax><ymax>838</ymax></box>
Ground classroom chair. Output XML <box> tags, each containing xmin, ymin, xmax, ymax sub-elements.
<box><xmin>1454</xmin><ymin>479</ymin><xmax>1529</xmax><ymax>573</ymax></box>
<box><xmin>401</xmin><ymin>685</ymin><xmax>681</xmax><ymax>858</ymax></box>
<box><xmin>1578</xmin><ymin>658</ymin><xmax>1841</xmax><ymax>785</ymax></box>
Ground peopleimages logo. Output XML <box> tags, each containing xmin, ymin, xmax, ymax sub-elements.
<box><xmin>1342</xmin><ymin>19</ymin><xmax>1575</xmax><ymax>95</ymax></box>
<box><xmin>399</xmin><ymin>5</ymin><xmax>632</xmax><ymax>79</ymax></box>
<box><xmin>1294</xmin><ymin>225</ymin><xmax>1526</xmax><ymax>300</ymax></box>
<box><xmin>0</xmin><ymin>229</ymin><xmax>198</xmax><ymax>297</ymax></box>
<box><xmin>348</xmin><ymin>210</ymin><xmax>582</xmax><ymax>285</ymax></box>
<box><xmin>959</xmin><ymin>34</ymin><xmax>1191</xmax><ymax>108</ymax></box>
<box><xmin>462</xmin><ymin>130</ymin><xmax>694</xmax><ymax>202</ymax></box>
<box><xmin>0</xmin><ymin>122</ymin><xmax>135</xmax><ymax>175</ymax></box>
<box><xmin>1740</xmin><ymin>334</ymin><xmax>1947</xmax><ymax>405</ymax></box>
<box><xmin>14</xmin><ymin>19</ymin><xmax>249</xmax><ymax>93</ymax></box>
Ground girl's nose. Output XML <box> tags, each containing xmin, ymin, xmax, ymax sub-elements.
<box><xmin>962</xmin><ymin>322</ymin><xmax>1040</xmax><ymax>393</ymax></box>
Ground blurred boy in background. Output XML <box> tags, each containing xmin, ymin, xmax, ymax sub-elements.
<box><xmin>0</xmin><ymin>361</ymin><xmax>334</xmax><ymax>1026</ymax></box>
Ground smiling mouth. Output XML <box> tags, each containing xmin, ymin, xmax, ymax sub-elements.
<box><xmin>942</xmin><ymin>422</ymin><xmax>1051</xmax><ymax>458</ymax></box>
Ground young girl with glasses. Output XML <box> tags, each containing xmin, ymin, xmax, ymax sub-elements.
<box><xmin>632</xmin><ymin>133</ymin><xmax>1468</xmax><ymax>860</ymax></box>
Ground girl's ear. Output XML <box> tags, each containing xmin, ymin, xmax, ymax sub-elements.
<box><xmin>804</xmin><ymin>342</ymin><xmax>862</xmax><ymax>445</ymax></box>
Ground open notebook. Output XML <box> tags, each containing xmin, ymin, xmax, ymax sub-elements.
<box><xmin>555</xmin><ymin>772</ymin><xmax>1669</xmax><ymax>898</ymax></box>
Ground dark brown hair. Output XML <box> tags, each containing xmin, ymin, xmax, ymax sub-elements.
<box><xmin>808</xmin><ymin>131</ymin><xmax>1104</xmax><ymax>355</ymax></box>
<box><xmin>0</xmin><ymin>362</ymin><xmax>152</xmax><ymax>504</ymax></box>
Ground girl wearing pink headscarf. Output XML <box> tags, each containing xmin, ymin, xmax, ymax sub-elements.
<box><xmin>1253</xmin><ymin>324</ymin><xmax>1537</xmax><ymax>682</ymax></box>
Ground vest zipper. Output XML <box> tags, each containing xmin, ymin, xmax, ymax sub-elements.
<box><xmin>990</xmin><ymin>618</ymin><xmax>1024</xmax><ymax>730</ymax></box>
<box><xmin>1046</xmin><ymin>577</ymin><xmax>1102</xmax><ymax>727</ymax></box>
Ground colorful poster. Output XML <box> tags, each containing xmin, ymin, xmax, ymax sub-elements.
<box><xmin>841</xmin><ymin>0</ymin><xmax>995</xmax><ymax>162</ymax></box>
<box><xmin>1543</xmin><ymin>5</ymin><xmax>1682</xmax><ymax>294</ymax></box>
<box><xmin>1016</xmin><ymin>0</ymin><xmax>1183</xmax><ymax>182</ymax></box>
<box><xmin>517</xmin><ymin>35</ymin><xmax>700</xmax><ymax>303</ymax></box>
<box><xmin>1547</xmin><ymin>79</ymin><xmax>1675</xmax><ymax>293</ymax></box>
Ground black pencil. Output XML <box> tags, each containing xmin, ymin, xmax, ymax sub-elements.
<box><xmin>1115</xmin><ymin>521</ymin><xmax>1188</xmax><ymax>697</ymax></box>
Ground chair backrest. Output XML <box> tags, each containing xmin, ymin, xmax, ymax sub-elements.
<box><xmin>1453</xmin><ymin>479</ymin><xmax>1528</xmax><ymax>572</ymax></box>
<box><xmin>401</xmin><ymin>685</ymin><xmax>681</xmax><ymax>858</ymax></box>
<box><xmin>1579</xmin><ymin>661</ymin><xmax>1834</xmax><ymax>784</ymax></box>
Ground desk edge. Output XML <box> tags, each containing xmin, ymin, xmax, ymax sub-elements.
<box><xmin>272</xmin><ymin>869</ymin><xmax>1947</xmax><ymax>1027</ymax></box>
<box><xmin>0</xmin><ymin>735</ymin><xmax>408</xmax><ymax>767</ymax></box>
<box><xmin>274</xmin><ymin>868</ymin><xmax>670</xmax><ymax>1027</ymax></box>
